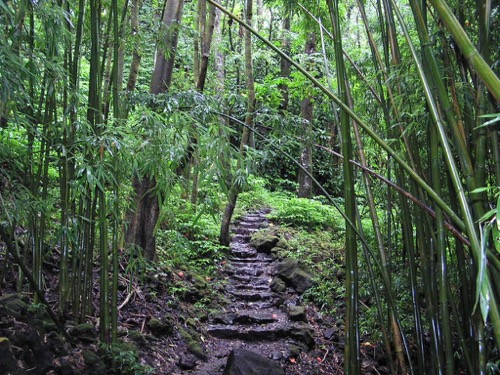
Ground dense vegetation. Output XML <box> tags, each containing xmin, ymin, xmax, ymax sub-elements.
<box><xmin>0</xmin><ymin>0</ymin><xmax>499</xmax><ymax>373</ymax></box>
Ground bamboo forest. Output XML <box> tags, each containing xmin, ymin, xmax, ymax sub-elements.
<box><xmin>0</xmin><ymin>0</ymin><xmax>499</xmax><ymax>373</ymax></box>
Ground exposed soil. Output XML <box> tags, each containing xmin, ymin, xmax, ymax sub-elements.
<box><xmin>0</xmin><ymin>209</ymin><xmax>388</xmax><ymax>374</ymax></box>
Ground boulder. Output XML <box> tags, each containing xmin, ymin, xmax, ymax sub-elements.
<box><xmin>250</xmin><ymin>231</ymin><xmax>279</xmax><ymax>253</ymax></box>
<box><xmin>276</xmin><ymin>258</ymin><xmax>315</xmax><ymax>294</ymax></box>
<box><xmin>223</xmin><ymin>349</ymin><xmax>285</xmax><ymax>375</ymax></box>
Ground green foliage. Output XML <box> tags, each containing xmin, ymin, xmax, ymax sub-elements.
<box><xmin>269</xmin><ymin>196</ymin><xmax>342</xmax><ymax>229</ymax></box>
<box><xmin>99</xmin><ymin>342</ymin><xmax>154</xmax><ymax>375</ymax></box>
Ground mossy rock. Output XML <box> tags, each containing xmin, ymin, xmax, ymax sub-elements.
<box><xmin>250</xmin><ymin>230</ymin><xmax>279</xmax><ymax>253</ymax></box>
<box><xmin>191</xmin><ymin>274</ymin><xmax>207</xmax><ymax>289</ymax></box>
<box><xmin>0</xmin><ymin>294</ymin><xmax>30</xmax><ymax>319</ymax></box>
<box><xmin>0</xmin><ymin>337</ymin><xmax>18</xmax><ymax>372</ymax></box>
<box><xmin>147</xmin><ymin>317</ymin><xmax>174</xmax><ymax>335</ymax></box>
<box><xmin>83</xmin><ymin>350</ymin><xmax>107</xmax><ymax>375</ymax></box>
<box><xmin>69</xmin><ymin>323</ymin><xmax>97</xmax><ymax>342</ymax></box>
<box><xmin>276</xmin><ymin>258</ymin><xmax>315</xmax><ymax>294</ymax></box>
<box><xmin>178</xmin><ymin>327</ymin><xmax>206</xmax><ymax>360</ymax></box>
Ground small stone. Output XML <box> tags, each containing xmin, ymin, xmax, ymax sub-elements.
<box><xmin>269</xmin><ymin>350</ymin><xmax>283</xmax><ymax>360</ymax></box>
<box><xmin>178</xmin><ymin>353</ymin><xmax>197</xmax><ymax>370</ymax></box>
<box><xmin>287</xmin><ymin>306</ymin><xmax>307</xmax><ymax>322</ymax></box>
<box><xmin>324</xmin><ymin>327</ymin><xmax>339</xmax><ymax>341</ymax></box>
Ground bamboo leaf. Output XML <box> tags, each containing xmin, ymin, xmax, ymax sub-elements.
<box><xmin>476</xmin><ymin>208</ymin><xmax>495</xmax><ymax>223</ymax></box>
<box><xmin>475</xmin><ymin>114</ymin><xmax>500</xmax><ymax>129</ymax></box>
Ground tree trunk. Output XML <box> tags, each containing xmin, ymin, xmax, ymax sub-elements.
<box><xmin>125</xmin><ymin>176</ymin><xmax>159</xmax><ymax>260</ymax></box>
<box><xmin>126</xmin><ymin>0</ymin><xmax>142</xmax><ymax>92</ymax></box>
<box><xmin>279</xmin><ymin>15</ymin><xmax>290</xmax><ymax>111</ymax></box>
<box><xmin>150</xmin><ymin>0</ymin><xmax>185</xmax><ymax>93</ymax></box>
<box><xmin>126</xmin><ymin>0</ymin><xmax>184</xmax><ymax>260</ymax></box>
<box><xmin>297</xmin><ymin>32</ymin><xmax>315</xmax><ymax>198</ymax></box>
<box><xmin>219</xmin><ymin>0</ymin><xmax>254</xmax><ymax>246</ymax></box>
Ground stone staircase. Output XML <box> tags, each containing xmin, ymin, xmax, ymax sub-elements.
<box><xmin>186</xmin><ymin>209</ymin><xmax>315</xmax><ymax>374</ymax></box>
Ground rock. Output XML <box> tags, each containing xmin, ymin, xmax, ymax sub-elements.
<box><xmin>223</xmin><ymin>349</ymin><xmax>285</xmax><ymax>375</ymax></box>
<box><xmin>269</xmin><ymin>350</ymin><xmax>283</xmax><ymax>360</ymax></box>
<box><xmin>324</xmin><ymin>326</ymin><xmax>340</xmax><ymax>341</ymax></box>
<box><xmin>69</xmin><ymin>323</ymin><xmax>97</xmax><ymax>342</ymax></box>
<box><xmin>128</xmin><ymin>330</ymin><xmax>148</xmax><ymax>345</ymax></box>
<box><xmin>177</xmin><ymin>353</ymin><xmax>197</xmax><ymax>370</ymax></box>
<box><xmin>289</xmin><ymin>322</ymin><xmax>315</xmax><ymax>348</ymax></box>
<box><xmin>0</xmin><ymin>337</ymin><xmax>18</xmax><ymax>372</ymax></box>
<box><xmin>178</xmin><ymin>327</ymin><xmax>207</xmax><ymax>360</ymax></box>
<box><xmin>82</xmin><ymin>350</ymin><xmax>107</xmax><ymax>375</ymax></box>
<box><xmin>57</xmin><ymin>357</ymin><xmax>75</xmax><ymax>375</ymax></box>
<box><xmin>276</xmin><ymin>258</ymin><xmax>315</xmax><ymax>294</ymax></box>
<box><xmin>146</xmin><ymin>317</ymin><xmax>173</xmax><ymax>335</ymax></box>
<box><xmin>287</xmin><ymin>305</ymin><xmax>307</xmax><ymax>322</ymax></box>
<box><xmin>250</xmin><ymin>231</ymin><xmax>279</xmax><ymax>253</ymax></box>
<box><xmin>270</xmin><ymin>277</ymin><xmax>286</xmax><ymax>293</ymax></box>
<box><xmin>0</xmin><ymin>294</ymin><xmax>30</xmax><ymax>319</ymax></box>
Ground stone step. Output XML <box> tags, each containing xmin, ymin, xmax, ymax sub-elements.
<box><xmin>238</xmin><ymin>221</ymin><xmax>268</xmax><ymax>229</ymax></box>
<box><xmin>227</xmin><ymin>275</ymin><xmax>271</xmax><ymax>286</ymax></box>
<box><xmin>231</xmin><ymin>300</ymin><xmax>276</xmax><ymax>310</ymax></box>
<box><xmin>230</xmin><ymin>249</ymin><xmax>258</xmax><ymax>259</ymax></box>
<box><xmin>229</xmin><ymin>261</ymin><xmax>272</xmax><ymax>271</ymax></box>
<box><xmin>207</xmin><ymin>322</ymin><xmax>315</xmax><ymax>347</ymax></box>
<box><xmin>227</xmin><ymin>283</ymin><xmax>270</xmax><ymax>292</ymax></box>
<box><xmin>228</xmin><ymin>290</ymin><xmax>274</xmax><ymax>301</ymax></box>
<box><xmin>211</xmin><ymin>310</ymin><xmax>282</xmax><ymax>325</ymax></box>
<box><xmin>240</xmin><ymin>214</ymin><xmax>267</xmax><ymax>222</ymax></box>
<box><xmin>230</xmin><ymin>233</ymin><xmax>251</xmax><ymax>242</ymax></box>
<box><xmin>225</xmin><ymin>266</ymin><xmax>264</xmax><ymax>277</ymax></box>
<box><xmin>206</xmin><ymin>324</ymin><xmax>289</xmax><ymax>341</ymax></box>
<box><xmin>231</xmin><ymin>226</ymin><xmax>259</xmax><ymax>235</ymax></box>
<box><xmin>231</xmin><ymin>252</ymin><xmax>273</xmax><ymax>261</ymax></box>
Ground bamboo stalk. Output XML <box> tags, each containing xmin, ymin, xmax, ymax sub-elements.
<box><xmin>428</xmin><ymin>0</ymin><xmax>500</xmax><ymax>102</ymax></box>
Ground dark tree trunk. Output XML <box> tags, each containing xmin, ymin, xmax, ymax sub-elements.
<box><xmin>125</xmin><ymin>176</ymin><xmax>159</xmax><ymax>260</ymax></box>
<box><xmin>126</xmin><ymin>0</ymin><xmax>184</xmax><ymax>260</ymax></box>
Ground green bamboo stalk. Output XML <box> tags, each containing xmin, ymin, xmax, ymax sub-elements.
<box><xmin>326</xmin><ymin>3</ymin><xmax>359</xmax><ymax>373</ymax></box>
<box><xmin>428</xmin><ymin>0</ymin><xmax>500</xmax><ymax>102</ymax></box>
<box><xmin>431</xmin><ymin>122</ymin><xmax>454</xmax><ymax>375</ymax></box>
<box><xmin>391</xmin><ymin>0</ymin><xmax>500</xmax><ymax>352</ymax></box>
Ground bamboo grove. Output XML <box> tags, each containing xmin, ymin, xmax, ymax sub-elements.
<box><xmin>0</xmin><ymin>0</ymin><xmax>499</xmax><ymax>373</ymax></box>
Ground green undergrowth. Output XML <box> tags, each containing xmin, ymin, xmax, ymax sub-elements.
<box><xmin>237</xmin><ymin>176</ymin><xmax>348</xmax><ymax>315</ymax></box>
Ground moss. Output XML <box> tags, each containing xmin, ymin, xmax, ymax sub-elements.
<box><xmin>178</xmin><ymin>327</ymin><xmax>206</xmax><ymax>360</ymax></box>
